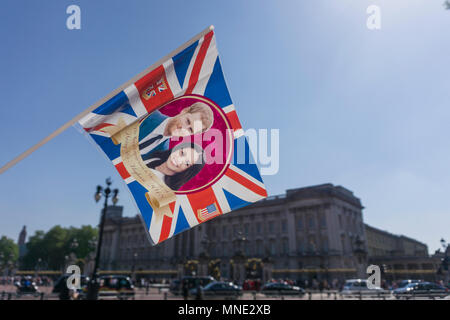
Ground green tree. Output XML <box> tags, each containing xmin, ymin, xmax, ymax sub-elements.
<box><xmin>0</xmin><ymin>236</ymin><xmax>19</xmax><ymax>269</ymax></box>
<box><xmin>22</xmin><ymin>225</ymin><xmax>98</xmax><ymax>271</ymax></box>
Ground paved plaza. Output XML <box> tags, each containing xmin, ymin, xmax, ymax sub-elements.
<box><xmin>1</xmin><ymin>285</ymin><xmax>449</xmax><ymax>300</ymax></box>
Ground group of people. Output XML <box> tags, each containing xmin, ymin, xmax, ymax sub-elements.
<box><xmin>137</xmin><ymin>102</ymin><xmax>214</xmax><ymax>191</ymax></box>
<box><xmin>0</xmin><ymin>275</ymin><xmax>53</xmax><ymax>287</ymax></box>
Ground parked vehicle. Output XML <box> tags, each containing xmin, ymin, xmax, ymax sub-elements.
<box><xmin>242</xmin><ymin>279</ymin><xmax>262</xmax><ymax>291</ymax></box>
<box><xmin>261</xmin><ymin>282</ymin><xmax>305</xmax><ymax>296</ymax></box>
<box><xmin>396</xmin><ymin>279</ymin><xmax>422</xmax><ymax>289</ymax></box>
<box><xmin>52</xmin><ymin>274</ymin><xmax>89</xmax><ymax>299</ymax></box>
<box><xmin>170</xmin><ymin>276</ymin><xmax>215</xmax><ymax>295</ymax></box>
<box><xmin>340</xmin><ymin>279</ymin><xmax>387</xmax><ymax>297</ymax></box>
<box><xmin>52</xmin><ymin>274</ymin><xmax>89</xmax><ymax>293</ymax></box>
<box><xmin>79</xmin><ymin>275</ymin><xmax>135</xmax><ymax>300</ymax></box>
<box><xmin>15</xmin><ymin>277</ymin><xmax>40</xmax><ymax>298</ymax></box>
<box><xmin>393</xmin><ymin>282</ymin><xmax>449</xmax><ymax>299</ymax></box>
<box><xmin>169</xmin><ymin>279</ymin><xmax>181</xmax><ymax>294</ymax></box>
<box><xmin>189</xmin><ymin>281</ymin><xmax>242</xmax><ymax>298</ymax></box>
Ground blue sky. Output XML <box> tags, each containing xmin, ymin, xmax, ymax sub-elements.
<box><xmin>0</xmin><ymin>0</ymin><xmax>449</xmax><ymax>253</ymax></box>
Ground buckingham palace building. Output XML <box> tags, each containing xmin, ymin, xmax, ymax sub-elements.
<box><xmin>99</xmin><ymin>183</ymin><xmax>373</xmax><ymax>282</ymax></box>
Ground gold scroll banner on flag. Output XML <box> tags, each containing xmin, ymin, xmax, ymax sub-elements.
<box><xmin>110</xmin><ymin>121</ymin><xmax>176</xmax><ymax>218</ymax></box>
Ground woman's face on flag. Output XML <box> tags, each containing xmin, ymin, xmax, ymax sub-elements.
<box><xmin>167</xmin><ymin>147</ymin><xmax>201</xmax><ymax>173</ymax></box>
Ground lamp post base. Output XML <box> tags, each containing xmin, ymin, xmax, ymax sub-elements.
<box><xmin>86</xmin><ymin>280</ymin><xmax>100</xmax><ymax>300</ymax></box>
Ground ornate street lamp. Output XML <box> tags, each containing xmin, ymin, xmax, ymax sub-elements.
<box><xmin>131</xmin><ymin>252</ymin><xmax>138</xmax><ymax>282</ymax></box>
<box><xmin>0</xmin><ymin>253</ymin><xmax>4</xmax><ymax>275</ymax></box>
<box><xmin>88</xmin><ymin>238</ymin><xmax>97</xmax><ymax>252</ymax></box>
<box><xmin>70</xmin><ymin>238</ymin><xmax>79</xmax><ymax>252</ymax></box>
<box><xmin>439</xmin><ymin>238</ymin><xmax>449</xmax><ymax>284</ymax></box>
<box><xmin>35</xmin><ymin>257</ymin><xmax>42</xmax><ymax>278</ymax></box>
<box><xmin>86</xmin><ymin>177</ymin><xmax>119</xmax><ymax>300</ymax></box>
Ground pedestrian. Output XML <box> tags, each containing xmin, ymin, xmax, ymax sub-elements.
<box><xmin>59</xmin><ymin>282</ymin><xmax>71</xmax><ymax>300</ymax></box>
<box><xmin>182</xmin><ymin>279</ymin><xmax>189</xmax><ymax>300</ymax></box>
<box><xmin>195</xmin><ymin>284</ymin><xmax>204</xmax><ymax>300</ymax></box>
<box><xmin>319</xmin><ymin>280</ymin><xmax>324</xmax><ymax>293</ymax></box>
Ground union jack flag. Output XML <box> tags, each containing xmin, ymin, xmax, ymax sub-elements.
<box><xmin>78</xmin><ymin>27</ymin><xmax>267</xmax><ymax>245</ymax></box>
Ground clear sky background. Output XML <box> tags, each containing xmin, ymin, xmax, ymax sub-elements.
<box><xmin>0</xmin><ymin>0</ymin><xmax>449</xmax><ymax>253</ymax></box>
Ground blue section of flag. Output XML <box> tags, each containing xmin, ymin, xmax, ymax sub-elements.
<box><xmin>174</xmin><ymin>206</ymin><xmax>190</xmax><ymax>235</ymax></box>
<box><xmin>204</xmin><ymin>58</ymin><xmax>232</xmax><ymax>108</ymax></box>
<box><xmin>127</xmin><ymin>181</ymin><xmax>153</xmax><ymax>230</ymax></box>
<box><xmin>90</xmin><ymin>134</ymin><xmax>121</xmax><ymax>160</ymax></box>
<box><xmin>232</xmin><ymin>136</ymin><xmax>264</xmax><ymax>184</ymax></box>
<box><xmin>92</xmin><ymin>91</ymin><xmax>129</xmax><ymax>115</ymax></box>
<box><xmin>173</xmin><ymin>40</ymin><xmax>198</xmax><ymax>88</ymax></box>
<box><xmin>120</xmin><ymin>103</ymin><xmax>137</xmax><ymax>117</ymax></box>
<box><xmin>223</xmin><ymin>189</ymin><xmax>251</xmax><ymax>211</ymax></box>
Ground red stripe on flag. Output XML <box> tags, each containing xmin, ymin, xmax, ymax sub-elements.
<box><xmin>225</xmin><ymin>168</ymin><xmax>268</xmax><ymax>197</ymax></box>
<box><xmin>115</xmin><ymin>162</ymin><xmax>131</xmax><ymax>180</ymax></box>
<box><xmin>158</xmin><ymin>202</ymin><xmax>175</xmax><ymax>243</ymax></box>
<box><xmin>185</xmin><ymin>31</ymin><xmax>214</xmax><ymax>94</ymax></box>
<box><xmin>225</xmin><ymin>110</ymin><xmax>242</xmax><ymax>131</ymax></box>
<box><xmin>85</xmin><ymin>123</ymin><xmax>114</xmax><ymax>132</ymax></box>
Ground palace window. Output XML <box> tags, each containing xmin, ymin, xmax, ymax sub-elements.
<box><xmin>222</xmin><ymin>226</ymin><xmax>228</xmax><ymax>239</ymax></box>
<box><xmin>282</xmin><ymin>238</ymin><xmax>289</xmax><ymax>255</ymax></box>
<box><xmin>321</xmin><ymin>236</ymin><xmax>329</xmax><ymax>252</ymax></box>
<box><xmin>297</xmin><ymin>238</ymin><xmax>303</xmax><ymax>253</ymax></box>
<box><xmin>270</xmin><ymin>240</ymin><xmax>277</xmax><ymax>255</ymax></box>
<box><xmin>244</xmin><ymin>223</ymin><xmax>250</xmax><ymax>236</ymax></box>
<box><xmin>256</xmin><ymin>240</ymin><xmax>263</xmax><ymax>256</ymax></box>
<box><xmin>307</xmin><ymin>215</ymin><xmax>315</xmax><ymax>228</ymax></box>
<box><xmin>269</xmin><ymin>221</ymin><xmax>275</xmax><ymax>234</ymax></box>
<box><xmin>256</xmin><ymin>222</ymin><xmax>262</xmax><ymax>234</ymax></box>
<box><xmin>281</xmin><ymin>220</ymin><xmax>288</xmax><ymax>233</ymax></box>
<box><xmin>319</xmin><ymin>213</ymin><xmax>327</xmax><ymax>229</ymax></box>
<box><xmin>297</xmin><ymin>217</ymin><xmax>303</xmax><ymax>230</ymax></box>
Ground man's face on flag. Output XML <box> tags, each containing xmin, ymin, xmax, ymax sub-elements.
<box><xmin>167</xmin><ymin>147</ymin><xmax>201</xmax><ymax>173</ymax></box>
<box><xmin>165</xmin><ymin>110</ymin><xmax>204</xmax><ymax>137</ymax></box>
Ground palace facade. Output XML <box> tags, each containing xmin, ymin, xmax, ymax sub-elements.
<box><xmin>99</xmin><ymin>184</ymin><xmax>370</xmax><ymax>282</ymax></box>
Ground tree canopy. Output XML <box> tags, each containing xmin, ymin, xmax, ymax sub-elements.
<box><xmin>21</xmin><ymin>225</ymin><xmax>98</xmax><ymax>271</ymax></box>
<box><xmin>0</xmin><ymin>236</ymin><xmax>19</xmax><ymax>267</ymax></box>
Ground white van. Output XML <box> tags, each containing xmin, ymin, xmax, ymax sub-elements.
<box><xmin>341</xmin><ymin>279</ymin><xmax>387</xmax><ymax>297</ymax></box>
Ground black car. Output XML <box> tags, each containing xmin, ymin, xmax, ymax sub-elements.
<box><xmin>53</xmin><ymin>274</ymin><xmax>90</xmax><ymax>299</ymax></box>
<box><xmin>170</xmin><ymin>276</ymin><xmax>215</xmax><ymax>295</ymax></box>
<box><xmin>261</xmin><ymin>282</ymin><xmax>305</xmax><ymax>296</ymax></box>
<box><xmin>397</xmin><ymin>279</ymin><xmax>422</xmax><ymax>289</ymax></box>
<box><xmin>96</xmin><ymin>275</ymin><xmax>135</xmax><ymax>300</ymax></box>
<box><xmin>52</xmin><ymin>274</ymin><xmax>89</xmax><ymax>293</ymax></box>
<box><xmin>189</xmin><ymin>281</ymin><xmax>242</xmax><ymax>298</ymax></box>
<box><xmin>393</xmin><ymin>282</ymin><xmax>449</xmax><ymax>299</ymax></box>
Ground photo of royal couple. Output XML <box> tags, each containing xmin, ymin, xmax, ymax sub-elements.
<box><xmin>137</xmin><ymin>101</ymin><xmax>214</xmax><ymax>191</ymax></box>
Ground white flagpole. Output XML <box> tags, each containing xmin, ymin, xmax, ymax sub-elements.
<box><xmin>0</xmin><ymin>25</ymin><xmax>215</xmax><ymax>175</ymax></box>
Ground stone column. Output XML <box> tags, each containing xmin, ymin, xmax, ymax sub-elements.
<box><xmin>231</xmin><ymin>255</ymin><xmax>245</xmax><ymax>285</ymax></box>
<box><xmin>198</xmin><ymin>256</ymin><xmax>209</xmax><ymax>277</ymax></box>
<box><xmin>263</xmin><ymin>261</ymin><xmax>273</xmax><ymax>284</ymax></box>
<box><xmin>177</xmin><ymin>263</ymin><xmax>184</xmax><ymax>278</ymax></box>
